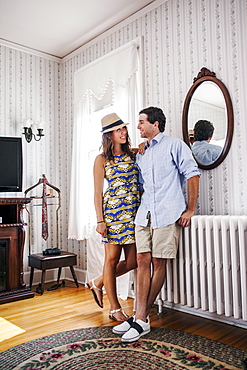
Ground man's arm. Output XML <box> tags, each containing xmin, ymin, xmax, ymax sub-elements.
<box><xmin>178</xmin><ymin>175</ymin><xmax>200</xmax><ymax>227</ymax></box>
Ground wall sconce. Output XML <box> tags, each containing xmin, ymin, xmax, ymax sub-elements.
<box><xmin>22</xmin><ymin>120</ymin><xmax>45</xmax><ymax>143</ymax></box>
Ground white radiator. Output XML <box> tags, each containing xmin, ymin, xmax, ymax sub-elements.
<box><xmin>158</xmin><ymin>215</ymin><xmax>247</xmax><ymax>325</ymax></box>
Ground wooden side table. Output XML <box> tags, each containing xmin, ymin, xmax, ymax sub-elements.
<box><xmin>28</xmin><ymin>251</ymin><xmax>79</xmax><ymax>295</ymax></box>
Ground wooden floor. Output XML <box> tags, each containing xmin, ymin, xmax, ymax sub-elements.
<box><xmin>0</xmin><ymin>280</ymin><xmax>246</xmax><ymax>352</ymax></box>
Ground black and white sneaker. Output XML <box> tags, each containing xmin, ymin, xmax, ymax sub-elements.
<box><xmin>112</xmin><ymin>316</ymin><xmax>135</xmax><ymax>335</ymax></box>
<box><xmin>121</xmin><ymin>318</ymin><xmax>150</xmax><ymax>342</ymax></box>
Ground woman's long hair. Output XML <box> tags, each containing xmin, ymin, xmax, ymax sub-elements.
<box><xmin>101</xmin><ymin>130</ymin><xmax>135</xmax><ymax>162</ymax></box>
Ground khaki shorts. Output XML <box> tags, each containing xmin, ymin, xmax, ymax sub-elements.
<box><xmin>135</xmin><ymin>221</ymin><xmax>181</xmax><ymax>258</ymax></box>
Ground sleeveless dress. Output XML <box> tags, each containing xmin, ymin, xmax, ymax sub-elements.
<box><xmin>102</xmin><ymin>153</ymin><xmax>140</xmax><ymax>245</ymax></box>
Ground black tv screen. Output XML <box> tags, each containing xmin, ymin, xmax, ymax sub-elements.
<box><xmin>0</xmin><ymin>137</ymin><xmax>23</xmax><ymax>192</ymax></box>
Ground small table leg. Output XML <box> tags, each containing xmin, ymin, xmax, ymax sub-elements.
<box><xmin>30</xmin><ymin>267</ymin><xmax>34</xmax><ymax>288</ymax></box>
<box><xmin>57</xmin><ymin>267</ymin><xmax>62</xmax><ymax>282</ymax></box>
<box><xmin>70</xmin><ymin>266</ymin><xmax>79</xmax><ymax>287</ymax></box>
<box><xmin>40</xmin><ymin>270</ymin><xmax>46</xmax><ymax>295</ymax></box>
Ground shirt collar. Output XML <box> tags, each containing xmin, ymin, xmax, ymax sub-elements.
<box><xmin>145</xmin><ymin>132</ymin><xmax>164</xmax><ymax>149</ymax></box>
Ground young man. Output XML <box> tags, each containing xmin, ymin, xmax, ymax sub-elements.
<box><xmin>113</xmin><ymin>106</ymin><xmax>200</xmax><ymax>342</ymax></box>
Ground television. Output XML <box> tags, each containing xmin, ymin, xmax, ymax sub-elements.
<box><xmin>0</xmin><ymin>137</ymin><xmax>23</xmax><ymax>192</ymax></box>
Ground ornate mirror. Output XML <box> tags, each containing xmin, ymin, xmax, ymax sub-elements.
<box><xmin>182</xmin><ymin>67</ymin><xmax>234</xmax><ymax>170</ymax></box>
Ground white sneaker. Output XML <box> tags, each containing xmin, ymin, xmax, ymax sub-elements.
<box><xmin>121</xmin><ymin>318</ymin><xmax>150</xmax><ymax>342</ymax></box>
<box><xmin>112</xmin><ymin>316</ymin><xmax>135</xmax><ymax>335</ymax></box>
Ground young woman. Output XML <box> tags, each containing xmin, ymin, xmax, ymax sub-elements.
<box><xmin>86</xmin><ymin>113</ymin><xmax>140</xmax><ymax>323</ymax></box>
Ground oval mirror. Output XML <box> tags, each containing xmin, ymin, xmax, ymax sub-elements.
<box><xmin>182</xmin><ymin>67</ymin><xmax>234</xmax><ymax>170</ymax></box>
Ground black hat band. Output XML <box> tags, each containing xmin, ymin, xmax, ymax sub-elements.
<box><xmin>102</xmin><ymin>119</ymin><xmax>124</xmax><ymax>132</ymax></box>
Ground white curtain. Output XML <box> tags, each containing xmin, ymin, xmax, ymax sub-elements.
<box><xmin>68</xmin><ymin>40</ymin><xmax>142</xmax><ymax>240</ymax></box>
<box><xmin>68</xmin><ymin>40</ymin><xmax>142</xmax><ymax>299</ymax></box>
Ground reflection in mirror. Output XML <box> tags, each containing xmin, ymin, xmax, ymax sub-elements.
<box><xmin>182</xmin><ymin>68</ymin><xmax>234</xmax><ymax>170</ymax></box>
<box><xmin>188</xmin><ymin>82</ymin><xmax>226</xmax><ymax>165</ymax></box>
<box><xmin>191</xmin><ymin>119</ymin><xmax>222</xmax><ymax>165</ymax></box>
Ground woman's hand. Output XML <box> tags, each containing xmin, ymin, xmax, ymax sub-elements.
<box><xmin>138</xmin><ymin>141</ymin><xmax>146</xmax><ymax>154</ymax></box>
<box><xmin>96</xmin><ymin>222</ymin><xmax>107</xmax><ymax>236</ymax></box>
<box><xmin>132</xmin><ymin>142</ymin><xmax>146</xmax><ymax>155</ymax></box>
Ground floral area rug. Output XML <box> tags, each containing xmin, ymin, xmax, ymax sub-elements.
<box><xmin>0</xmin><ymin>327</ymin><xmax>246</xmax><ymax>369</ymax></box>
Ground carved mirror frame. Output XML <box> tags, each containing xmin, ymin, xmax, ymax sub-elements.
<box><xmin>182</xmin><ymin>67</ymin><xmax>234</xmax><ymax>170</ymax></box>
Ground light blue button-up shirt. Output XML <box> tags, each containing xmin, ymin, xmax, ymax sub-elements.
<box><xmin>135</xmin><ymin>133</ymin><xmax>200</xmax><ymax>228</ymax></box>
<box><xmin>192</xmin><ymin>140</ymin><xmax>222</xmax><ymax>165</ymax></box>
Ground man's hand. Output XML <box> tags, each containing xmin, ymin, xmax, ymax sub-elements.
<box><xmin>178</xmin><ymin>175</ymin><xmax>200</xmax><ymax>227</ymax></box>
<box><xmin>178</xmin><ymin>209</ymin><xmax>194</xmax><ymax>227</ymax></box>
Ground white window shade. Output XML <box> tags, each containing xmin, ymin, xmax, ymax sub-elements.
<box><xmin>74</xmin><ymin>41</ymin><xmax>139</xmax><ymax>106</ymax></box>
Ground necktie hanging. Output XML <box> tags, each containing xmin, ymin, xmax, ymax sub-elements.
<box><xmin>42</xmin><ymin>176</ymin><xmax>48</xmax><ymax>240</ymax></box>
<box><xmin>24</xmin><ymin>174</ymin><xmax>61</xmax><ymax>254</ymax></box>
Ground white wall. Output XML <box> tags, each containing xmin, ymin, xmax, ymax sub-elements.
<box><xmin>0</xmin><ymin>0</ymin><xmax>247</xmax><ymax>280</ymax></box>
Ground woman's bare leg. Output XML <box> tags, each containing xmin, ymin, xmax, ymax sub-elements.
<box><xmin>87</xmin><ymin>243</ymin><xmax>137</xmax><ymax>308</ymax></box>
<box><xmin>103</xmin><ymin>243</ymin><xmax>128</xmax><ymax>321</ymax></box>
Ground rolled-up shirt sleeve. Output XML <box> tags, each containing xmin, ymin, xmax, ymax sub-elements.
<box><xmin>171</xmin><ymin>138</ymin><xmax>201</xmax><ymax>180</ymax></box>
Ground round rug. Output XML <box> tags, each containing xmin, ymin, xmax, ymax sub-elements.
<box><xmin>0</xmin><ymin>327</ymin><xmax>246</xmax><ymax>369</ymax></box>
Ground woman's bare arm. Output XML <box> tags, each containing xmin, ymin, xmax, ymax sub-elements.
<box><xmin>93</xmin><ymin>154</ymin><xmax>107</xmax><ymax>236</ymax></box>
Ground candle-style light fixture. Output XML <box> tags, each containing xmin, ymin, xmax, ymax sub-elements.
<box><xmin>22</xmin><ymin>120</ymin><xmax>45</xmax><ymax>143</ymax></box>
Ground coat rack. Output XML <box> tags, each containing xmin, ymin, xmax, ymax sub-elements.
<box><xmin>24</xmin><ymin>174</ymin><xmax>61</xmax><ymax>255</ymax></box>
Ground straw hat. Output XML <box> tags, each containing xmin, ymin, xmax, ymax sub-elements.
<box><xmin>101</xmin><ymin>113</ymin><xmax>129</xmax><ymax>133</ymax></box>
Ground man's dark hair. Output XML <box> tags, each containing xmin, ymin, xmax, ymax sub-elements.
<box><xmin>194</xmin><ymin>120</ymin><xmax>214</xmax><ymax>141</ymax></box>
<box><xmin>139</xmin><ymin>106</ymin><xmax>166</xmax><ymax>132</ymax></box>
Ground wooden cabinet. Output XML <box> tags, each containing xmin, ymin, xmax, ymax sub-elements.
<box><xmin>0</xmin><ymin>198</ymin><xmax>34</xmax><ymax>304</ymax></box>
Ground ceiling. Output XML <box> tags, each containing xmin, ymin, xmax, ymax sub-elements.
<box><xmin>0</xmin><ymin>0</ymin><xmax>155</xmax><ymax>58</ymax></box>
